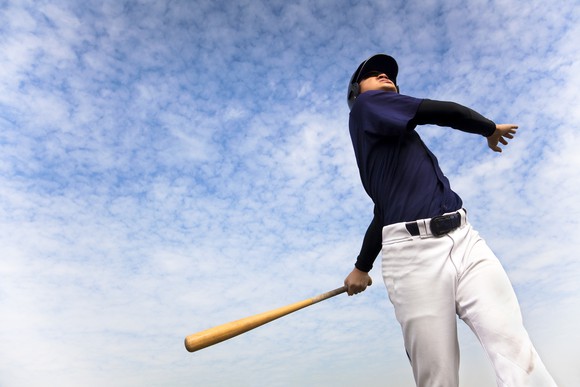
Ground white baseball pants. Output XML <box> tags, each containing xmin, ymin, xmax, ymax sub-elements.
<box><xmin>381</xmin><ymin>209</ymin><xmax>557</xmax><ymax>387</ymax></box>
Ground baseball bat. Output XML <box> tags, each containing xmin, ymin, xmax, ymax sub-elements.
<box><xmin>184</xmin><ymin>285</ymin><xmax>347</xmax><ymax>353</ymax></box>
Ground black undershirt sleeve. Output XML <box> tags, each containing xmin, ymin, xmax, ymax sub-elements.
<box><xmin>411</xmin><ymin>99</ymin><xmax>496</xmax><ymax>137</ymax></box>
<box><xmin>354</xmin><ymin>205</ymin><xmax>382</xmax><ymax>272</ymax></box>
<box><xmin>353</xmin><ymin>99</ymin><xmax>496</xmax><ymax>272</ymax></box>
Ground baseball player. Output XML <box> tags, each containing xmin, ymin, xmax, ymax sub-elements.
<box><xmin>343</xmin><ymin>54</ymin><xmax>557</xmax><ymax>386</ymax></box>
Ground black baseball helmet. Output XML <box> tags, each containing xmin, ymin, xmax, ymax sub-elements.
<box><xmin>347</xmin><ymin>54</ymin><xmax>399</xmax><ymax>110</ymax></box>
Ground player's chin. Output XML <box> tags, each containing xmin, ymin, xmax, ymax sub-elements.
<box><xmin>381</xmin><ymin>85</ymin><xmax>397</xmax><ymax>93</ymax></box>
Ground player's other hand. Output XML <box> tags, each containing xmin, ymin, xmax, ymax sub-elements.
<box><xmin>344</xmin><ymin>268</ymin><xmax>373</xmax><ymax>296</ymax></box>
<box><xmin>487</xmin><ymin>124</ymin><xmax>518</xmax><ymax>152</ymax></box>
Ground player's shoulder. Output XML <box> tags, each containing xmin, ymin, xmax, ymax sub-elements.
<box><xmin>353</xmin><ymin>91</ymin><xmax>422</xmax><ymax>113</ymax></box>
<box><xmin>359</xmin><ymin>90</ymin><xmax>421</xmax><ymax>103</ymax></box>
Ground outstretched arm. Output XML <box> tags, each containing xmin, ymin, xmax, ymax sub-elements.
<box><xmin>412</xmin><ymin>99</ymin><xmax>496</xmax><ymax>136</ymax></box>
<box><xmin>412</xmin><ymin>99</ymin><xmax>518</xmax><ymax>152</ymax></box>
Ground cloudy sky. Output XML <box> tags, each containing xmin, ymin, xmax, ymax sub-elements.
<box><xmin>1</xmin><ymin>0</ymin><xmax>578</xmax><ymax>386</ymax></box>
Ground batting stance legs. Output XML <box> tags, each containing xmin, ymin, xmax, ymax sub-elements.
<box><xmin>381</xmin><ymin>210</ymin><xmax>557</xmax><ymax>387</ymax></box>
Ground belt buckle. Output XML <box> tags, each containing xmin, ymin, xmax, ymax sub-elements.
<box><xmin>429</xmin><ymin>213</ymin><xmax>459</xmax><ymax>236</ymax></box>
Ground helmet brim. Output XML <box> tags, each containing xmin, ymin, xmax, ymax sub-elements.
<box><xmin>353</xmin><ymin>54</ymin><xmax>398</xmax><ymax>85</ymax></box>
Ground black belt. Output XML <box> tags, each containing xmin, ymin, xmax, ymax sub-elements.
<box><xmin>405</xmin><ymin>211</ymin><xmax>462</xmax><ymax>237</ymax></box>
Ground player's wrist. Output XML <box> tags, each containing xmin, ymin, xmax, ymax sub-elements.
<box><xmin>354</xmin><ymin>262</ymin><xmax>371</xmax><ymax>273</ymax></box>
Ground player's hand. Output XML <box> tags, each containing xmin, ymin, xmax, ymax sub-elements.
<box><xmin>487</xmin><ymin>124</ymin><xmax>518</xmax><ymax>152</ymax></box>
<box><xmin>344</xmin><ymin>268</ymin><xmax>372</xmax><ymax>296</ymax></box>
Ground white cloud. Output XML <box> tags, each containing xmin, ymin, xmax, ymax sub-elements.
<box><xmin>0</xmin><ymin>1</ymin><xmax>578</xmax><ymax>386</ymax></box>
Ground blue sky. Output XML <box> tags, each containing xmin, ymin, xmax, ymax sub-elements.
<box><xmin>1</xmin><ymin>0</ymin><xmax>579</xmax><ymax>386</ymax></box>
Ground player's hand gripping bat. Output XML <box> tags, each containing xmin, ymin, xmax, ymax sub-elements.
<box><xmin>184</xmin><ymin>286</ymin><xmax>347</xmax><ymax>352</ymax></box>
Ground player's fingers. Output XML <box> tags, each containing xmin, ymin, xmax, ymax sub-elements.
<box><xmin>346</xmin><ymin>283</ymin><xmax>361</xmax><ymax>296</ymax></box>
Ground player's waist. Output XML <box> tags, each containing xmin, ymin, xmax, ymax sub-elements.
<box><xmin>383</xmin><ymin>208</ymin><xmax>467</xmax><ymax>240</ymax></box>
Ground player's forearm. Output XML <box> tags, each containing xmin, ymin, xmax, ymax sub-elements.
<box><xmin>413</xmin><ymin>99</ymin><xmax>496</xmax><ymax>137</ymax></box>
<box><xmin>354</xmin><ymin>211</ymin><xmax>382</xmax><ymax>272</ymax></box>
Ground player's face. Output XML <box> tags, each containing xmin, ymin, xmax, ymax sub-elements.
<box><xmin>358</xmin><ymin>71</ymin><xmax>398</xmax><ymax>94</ymax></box>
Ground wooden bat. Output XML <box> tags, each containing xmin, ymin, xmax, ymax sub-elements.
<box><xmin>185</xmin><ymin>285</ymin><xmax>348</xmax><ymax>352</ymax></box>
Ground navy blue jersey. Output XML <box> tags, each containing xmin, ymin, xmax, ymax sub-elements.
<box><xmin>349</xmin><ymin>90</ymin><xmax>463</xmax><ymax>226</ymax></box>
<box><xmin>350</xmin><ymin>90</ymin><xmax>496</xmax><ymax>272</ymax></box>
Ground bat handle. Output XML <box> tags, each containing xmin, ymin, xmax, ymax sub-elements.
<box><xmin>311</xmin><ymin>285</ymin><xmax>348</xmax><ymax>304</ymax></box>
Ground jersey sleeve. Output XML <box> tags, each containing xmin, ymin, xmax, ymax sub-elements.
<box><xmin>351</xmin><ymin>91</ymin><xmax>423</xmax><ymax>137</ymax></box>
